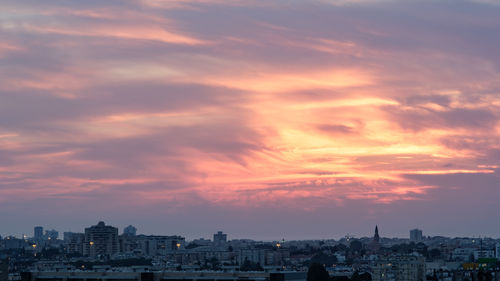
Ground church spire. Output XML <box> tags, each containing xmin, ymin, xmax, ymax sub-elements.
<box><xmin>374</xmin><ymin>225</ymin><xmax>380</xmax><ymax>243</ymax></box>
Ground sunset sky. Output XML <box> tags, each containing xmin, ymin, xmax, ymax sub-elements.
<box><xmin>1</xmin><ymin>0</ymin><xmax>499</xmax><ymax>240</ymax></box>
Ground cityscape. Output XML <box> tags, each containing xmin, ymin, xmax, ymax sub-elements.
<box><xmin>2</xmin><ymin>222</ymin><xmax>500</xmax><ymax>281</ymax></box>
<box><xmin>1</xmin><ymin>1</ymin><xmax>499</xmax><ymax>281</ymax></box>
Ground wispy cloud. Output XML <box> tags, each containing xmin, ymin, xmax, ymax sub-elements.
<box><xmin>0</xmin><ymin>0</ymin><xmax>499</xmax><ymax>238</ymax></box>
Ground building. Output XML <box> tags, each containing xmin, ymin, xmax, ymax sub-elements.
<box><xmin>63</xmin><ymin>232</ymin><xmax>72</xmax><ymax>242</ymax></box>
<box><xmin>124</xmin><ymin>225</ymin><xmax>137</xmax><ymax>236</ymax></box>
<box><xmin>64</xmin><ymin>232</ymin><xmax>84</xmax><ymax>255</ymax></box>
<box><xmin>372</xmin><ymin>256</ymin><xmax>426</xmax><ymax>281</ymax></box>
<box><xmin>452</xmin><ymin>248</ymin><xmax>475</xmax><ymax>261</ymax></box>
<box><xmin>118</xmin><ymin>235</ymin><xmax>185</xmax><ymax>256</ymax></box>
<box><xmin>368</xmin><ymin>225</ymin><xmax>381</xmax><ymax>252</ymax></box>
<box><xmin>45</xmin><ymin>230</ymin><xmax>58</xmax><ymax>240</ymax></box>
<box><xmin>213</xmin><ymin>231</ymin><xmax>227</xmax><ymax>248</ymax></box>
<box><xmin>21</xmin><ymin>270</ymin><xmax>306</xmax><ymax>281</ymax></box>
<box><xmin>473</xmin><ymin>250</ymin><xmax>495</xmax><ymax>260</ymax></box>
<box><xmin>374</xmin><ymin>225</ymin><xmax>380</xmax><ymax>243</ymax></box>
<box><xmin>83</xmin><ymin>221</ymin><xmax>119</xmax><ymax>258</ymax></box>
<box><xmin>410</xmin><ymin>229</ymin><xmax>423</xmax><ymax>242</ymax></box>
<box><xmin>239</xmin><ymin>248</ymin><xmax>267</xmax><ymax>265</ymax></box>
<box><xmin>0</xmin><ymin>259</ymin><xmax>8</xmax><ymax>281</ymax></box>
<box><xmin>34</xmin><ymin>227</ymin><xmax>43</xmax><ymax>241</ymax></box>
<box><xmin>2</xmin><ymin>236</ymin><xmax>26</xmax><ymax>249</ymax></box>
<box><xmin>495</xmin><ymin>243</ymin><xmax>500</xmax><ymax>259</ymax></box>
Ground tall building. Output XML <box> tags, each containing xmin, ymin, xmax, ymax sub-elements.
<box><xmin>63</xmin><ymin>232</ymin><xmax>73</xmax><ymax>242</ymax></box>
<box><xmin>410</xmin><ymin>229</ymin><xmax>423</xmax><ymax>242</ymax></box>
<box><xmin>213</xmin><ymin>231</ymin><xmax>227</xmax><ymax>248</ymax></box>
<box><xmin>45</xmin><ymin>229</ymin><xmax>59</xmax><ymax>240</ymax></box>
<box><xmin>34</xmin><ymin>226</ymin><xmax>43</xmax><ymax>241</ymax></box>
<box><xmin>64</xmin><ymin>232</ymin><xmax>85</xmax><ymax>255</ymax></box>
<box><xmin>496</xmin><ymin>243</ymin><xmax>500</xmax><ymax>259</ymax></box>
<box><xmin>83</xmin><ymin>221</ymin><xmax>119</xmax><ymax>258</ymax></box>
<box><xmin>124</xmin><ymin>225</ymin><xmax>137</xmax><ymax>236</ymax></box>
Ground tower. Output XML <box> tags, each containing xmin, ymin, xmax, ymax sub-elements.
<box><xmin>34</xmin><ymin>226</ymin><xmax>43</xmax><ymax>241</ymax></box>
<box><xmin>374</xmin><ymin>225</ymin><xmax>380</xmax><ymax>243</ymax></box>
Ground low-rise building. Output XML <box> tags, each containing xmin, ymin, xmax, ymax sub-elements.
<box><xmin>372</xmin><ymin>256</ymin><xmax>425</xmax><ymax>281</ymax></box>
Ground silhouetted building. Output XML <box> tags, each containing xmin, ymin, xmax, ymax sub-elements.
<box><xmin>410</xmin><ymin>229</ymin><xmax>423</xmax><ymax>242</ymax></box>
<box><xmin>368</xmin><ymin>225</ymin><xmax>381</xmax><ymax>252</ymax></box>
<box><xmin>64</xmin><ymin>232</ymin><xmax>84</xmax><ymax>255</ymax></box>
<box><xmin>83</xmin><ymin>221</ymin><xmax>119</xmax><ymax>258</ymax></box>
<box><xmin>214</xmin><ymin>231</ymin><xmax>227</xmax><ymax>248</ymax></box>
<box><xmin>34</xmin><ymin>226</ymin><xmax>43</xmax><ymax>241</ymax></box>
<box><xmin>135</xmin><ymin>235</ymin><xmax>185</xmax><ymax>255</ymax></box>
<box><xmin>45</xmin><ymin>229</ymin><xmax>58</xmax><ymax>240</ymax></box>
<box><xmin>2</xmin><ymin>236</ymin><xmax>26</xmax><ymax>249</ymax></box>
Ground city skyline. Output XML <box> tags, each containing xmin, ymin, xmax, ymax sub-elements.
<box><xmin>3</xmin><ymin>223</ymin><xmax>499</xmax><ymax>242</ymax></box>
<box><xmin>1</xmin><ymin>0</ymin><xmax>499</xmax><ymax>239</ymax></box>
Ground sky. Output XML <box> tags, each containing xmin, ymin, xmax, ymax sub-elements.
<box><xmin>0</xmin><ymin>0</ymin><xmax>499</xmax><ymax>241</ymax></box>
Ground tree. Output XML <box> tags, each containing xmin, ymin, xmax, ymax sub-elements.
<box><xmin>310</xmin><ymin>252</ymin><xmax>338</xmax><ymax>266</ymax></box>
<box><xmin>185</xmin><ymin>243</ymin><xmax>200</xmax><ymax>249</ymax></box>
<box><xmin>240</xmin><ymin>259</ymin><xmax>264</xmax><ymax>271</ymax></box>
<box><xmin>349</xmin><ymin>240</ymin><xmax>363</xmax><ymax>253</ymax></box>
<box><xmin>307</xmin><ymin>263</ymin><xmax>330</xmax><ymax>281</ymax></box>
<box><xmin>359</xmin><ymin>272</ymin><xmax>372</xmax><ymax>281</ymax></box>
<box><xmin>485</xmin><ymin>271</ymin><xmax>493</xmax><ymax>281</ymax></box>
<box><xmin>351</xmin><ymin>271</ymin><xmax>372</xmax><ymax>281</ymax></box>
<box><xmin>428</xmin><ymin>249</ymin><xmax>441</xmax><ymax>259</ymax></box>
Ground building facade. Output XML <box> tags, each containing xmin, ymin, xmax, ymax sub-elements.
<box><xmin>410</xmin><ymin>229</ymin><xmax>423</xmax><ymax>242</ymax></box>
<box><xmin>34</xmin><ymin>227</ymin><xmax>43</xmax><ymax>241</ymax></box>
<box><xmin>83</xmin><ymin>221</ymin><xmax>119</xmax><ymax>258</ymax></box>
<box><xmin>373</xmin><ymin>256</ymin><xmax>425</xmax><ymax>281</ymax></box>
<box><xmin>213</xmin><ymin>231</ymin><xmax>227</xmax><ymax>248</ymax></box>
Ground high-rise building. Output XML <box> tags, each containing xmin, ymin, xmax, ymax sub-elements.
<box><xmin>410</xmin><ymin>229</ymin><xmax>423</xmax><ymax>242</ymax></box>
<box><xmin>34</xmin><ymin>226</ymin><xmax>43</xmax><ymax>241</ymax></box>
<box><xmin>123</xmin><ymin>225</ymin><xmax>137</xmax><ymax>236</ymax></box>
<box><xmin>83</xmin><ymin>221</ymin><xmax>119</xmax><ymax>258</ymax></box>
<box><xmin>63</xmin><ymin>232</ymin><xmax>73</xmax><ymax>242</ymax></box>
<box><xmin>45</xmin><ymin>229</ymin><xmax>59</xmax><ymax>240</ymax></box>
<box><xmin>64</xmin><ymin>233</ymin><xmax>85</xmax><ymax>255</ymax></box>
<box><xmin>213</xmin><ymin>231</ymin><xmax>227</xmax><ymax>248</ymax></box>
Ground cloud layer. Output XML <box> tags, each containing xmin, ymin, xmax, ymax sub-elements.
<box><xmin>0</xmin><ymin>0</ymin><xmax>499</xmax><ymax>239</ymax></box>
